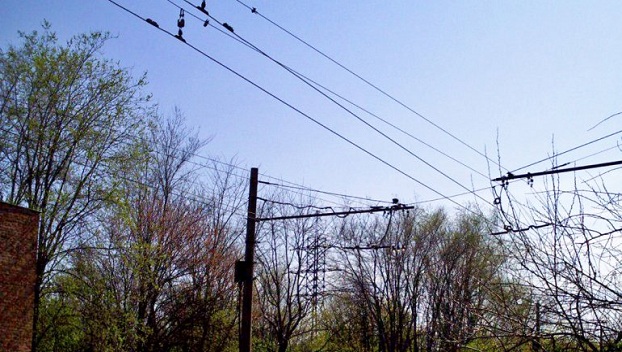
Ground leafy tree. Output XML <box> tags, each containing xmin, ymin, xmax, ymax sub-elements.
<box><xmin>67</xmin><ymin>112</ymin><xmax>245</xmax><ymax>352</ymax></box>
<box><xmin>35</xmin><ymin>286</ymin><xmax>85</xmax><ymax>352</ymax></box>
<box><xmin>321</xmin><ymin>292</ymin><xmax>376</xmax><ymax>352</ymax></box>
<box><xmin>0</xmin><ymin>22</ymin><xmax>151</xmax><ymax>350</ymax></box>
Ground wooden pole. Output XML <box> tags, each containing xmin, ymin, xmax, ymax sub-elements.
<box><xmin>239</xmin><ymin>167</ymin><xmax>258</xmax><ymax>352</ymax></box>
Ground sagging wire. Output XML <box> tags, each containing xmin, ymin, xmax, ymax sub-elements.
<box><xmin>296</xmin><ymin>243</ymin><xmax>405</xmax><ymax>251</ymax></box>
<box><xmin>258</xmin><ymin>179</ymin><xmax>391</xmax><ymax>205</ymax></box>
<box><xmin>491</xmin><ymin>183</ymin><xmax>536</xmax><ymax>237</ymax></box>
<box><xmin>256</xmin><ymin>196</ymin><xmax>336</xmax><ymax>213</ymax></box>
<box><xmin>490</xmin><ymin>223</ymin><xmax>553</xmax><ymax>236</ymax></box>
<box><xmin>232</xmin><ymin>0</ymin><xmax>506</xmax><ymax>173</ymax></box>
<box><xmin>106</xmin><ymin>0</ymin><xmax>504</xmax><ymax>231</ymax></box>
<box><xmin>169</xmin><ymin>0</ymin><xmax>496</xmax><ymax>209</ymax></box>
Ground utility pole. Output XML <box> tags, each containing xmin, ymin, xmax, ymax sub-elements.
<box><xmin>237</xmin><ymin>170</ymin><xmax>411</xmax><ymax>352</ymax></box>
<box><xmin>239</xmin><ymin>167</ymin><xmax>258</xmax><ymax>352</ymax></box>
<box><xmin>533</xmin><ymin>301</ymin><xmax>542</xmax><ymax>352</ymax></box>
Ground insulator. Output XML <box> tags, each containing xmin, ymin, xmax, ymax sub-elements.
<box><xmin>177</xmin><ymin>9</ymin><xmax>185</xmax><ymax>28</ymax></box>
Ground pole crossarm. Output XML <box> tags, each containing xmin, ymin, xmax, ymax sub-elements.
<box><xmin>239</xmin><ymin>167</ymin><xmax>412</xmax><ymax>352</ymax></box>
<box><xmin>255</xmin><ymin>204</ymin><xmax>414</xmax><ymax>222</ymax></box>
<box><xmin>492</xmin><ymin>160</ymin><xmax>622</xmax><ymax>182</ymax></box>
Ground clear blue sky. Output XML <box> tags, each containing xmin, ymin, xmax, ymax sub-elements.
<box><xmin>2</xmin><ymin>1</ymin><xmax>622</xmax><ymax>214</ymax></box>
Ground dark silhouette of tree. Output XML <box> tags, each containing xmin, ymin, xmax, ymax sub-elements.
<box><xmin>254</xmin><ymin>194</ymin><xmax>322</xmax><ymax>352</ymax></box>
<box><xmin>498</xmin><ymin>169</ymin><xmax>622</xmax><ymax>351</ymax></box>
<box><xmin>335</xmin><ymin>208</ymin><xmax>506</xmax><ymax>352</ymax></box>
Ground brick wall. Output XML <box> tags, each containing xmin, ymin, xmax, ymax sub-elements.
<box><xmin>0</xmin><ymin>202</ymin><xmax>39</xmax><ymax>352</ymax></box>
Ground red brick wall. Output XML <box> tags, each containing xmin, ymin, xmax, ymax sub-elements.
<box><xmin>0</xmin><ymin>202</ymin><xmax>38</xmax><ymax>352</ymax></box>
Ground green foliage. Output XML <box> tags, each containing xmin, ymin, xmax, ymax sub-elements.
<box><xmin>14</xmin><ymin>20</ymin><xmax>620</xmax><ymax>352</ymax></box>
<box><xmin>0</xmin><ymin>21</ymin><xmax>151</xmax><ymax>351</ymax></box>
<box><xmin>36</xmin><ymin>293</ymin><xmax>85</xmax><ymax>352</ymax></box>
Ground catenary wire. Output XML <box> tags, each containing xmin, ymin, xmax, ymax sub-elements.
<box><xmin>165</xmin><ymin>0</ymin><xmax>490</xmax><ymax>201</ymax></box>
<box><xmin>104</xmin><ymin>0</ymin><xmax>502</xmax><ymax>228</ymax></box>
<box><xmin>550</xmin><ymin>144</ymin><xmax>621</xmax><ymax>170</ymax></box>
<box><xmin>258</xmin><ymin>180</ymin><xmax>392</xmax><ymax>205</ymax></box>
<box><xmin>0</xmin><ymin>123</ymin><xmax>381</xmax><ymax>209</ymax></box>
<box><xmin>170</xmin><ymin>0</ymin><xmax>490</xmax><ymax>180</ymax></box>
<box><xmin>115</xmin><ymin>0</ymin><xmax>433</xmax><ymax>208</ymax></box>
<box><xmin>188</xmin><ymin>156</ymin><xmax>396</xmax><ymax>208</ymax></box>
<box><xmin>176</xmin><ymin>0</ymin><xmax>488</xmax><ymax>180</ymax></box>
<box><xmin>257</xmin><ymin>196</ymin><xmax>342</xmax><ymax>212</ymax></box>
<box><xmin>0</xmin><ymin>106</ymin><xmax>395</xmax><ymax>210</ymax></box>
<box><xmin>279</xmin><ymin>69</ymin><xmax>490</xmax><ymax>180</ymax></box>
<box><xmin>160</xmin><ymin>1</ymin><xmax>416</xmax><ymax>206</ymax></box>
<box><xmin>510</xmin><ymin>129</ymin><xmax>622</xmax><ymax>174</ymax></box>
<box><xmin>263</xmin><ymin>178</ymin><xmax>496</xmax><ymax>208</ymax></box>
<box><xmin>151</xmin><ymin>144</ymin><xmax>382</xmax><ymax>207</ymax></box>
<box><xmin>232</xmin><ymin>0</ymin><xmax>505</xmax><ymax>172</ymax></box>
<box><xmin>167</xmin><ymin>0</ymin><xmax>493</xmax><ymax>205</ymax></box>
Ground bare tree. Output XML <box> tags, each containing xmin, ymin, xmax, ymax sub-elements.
<box><xmin>254</xmin><ymin>194</ymin><xmax>323</xmax><ymax>352</ymax></box>
<box><xmin>172</xmin><ymin>158</ymin><xmax>246</xmax><ymax>352</ymax></box>
<box><xmin>335</xmin><ymin>208</ymin><xmax>505</xmax><ymax>352</ymax></box>
<box><xmin>336</xmin><ymin>209</ymin><xmax>428</xmax><ymax>352</ymax></box>
<box><xmin>498</xmin><ymin>169</ymin><xmax>622</xmax><ymax>351</ymax></box>
<box><xmin>421</xmin><ymin>210</ymin><xmax>504</xmax><ymax>352</ymax></box>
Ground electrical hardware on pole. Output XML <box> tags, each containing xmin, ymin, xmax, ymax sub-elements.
<box><xmin>237</xmin><ymin>168</ymin><xmax>413</xmax><ymax>352</ymax></box>
<box><xmin>493</xmin><ymin>160</ymin><xmax>622</xmax><ymax>183</ymax></box>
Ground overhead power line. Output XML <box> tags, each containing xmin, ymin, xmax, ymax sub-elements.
<box><xmin>510</xmin><ymin>129</ymin><xmax>622</xmax><ymax>174</ymax></box>
<box><xmin>260</xmin><ymin>179</ymin><xmax>495</xmax><ymax>207</ymax></box>
<box><xmin>490</xmin><ymin>223</ymin><xmax>553</xmax><ymax>236</ymax></box>
<box><xmin>549</xmin><ymin>144</ymin><xmax>621</xmax><ymax>170</ymax></box>
<box><xmin>285</xmin><ymin>72</ymin><xmax>490</xmax><ymax>180</ymax></box>
<box><xmin>166</xmin><ymin>0</ymin><xmax>492</xmax><ymax>206</ymax></box>
<box><xmin>233</xmin><ymin>0</ymin><xmax>504</xmax><ymax>171</ymax></box>
<box><xmin>258</xmin><ymin>180</ymin><xmax>391</xmax><ymax>205</ymax></box>
<box><xmin>104</xmin><ymin>0</ymin><xmax>502</xmax><ymax>228</ymax></box>
<box><xmin>0</xmin><ymin>124</ymin><xmax>385</xmax><ymax>211</ymax></box>
<box><xmin>494</xmin><ymin>160</ymin><xmax>622</xmax><ymax>183</ymax></box>
<box><xmin>255</xmin><ymin>202</ymin><xmax>414</xmax><ymax>222</ymax></box>
<box><xmin>169</xmin><ymin>0</ymin><xmax>488</xmax><ymax>181</ymax></box>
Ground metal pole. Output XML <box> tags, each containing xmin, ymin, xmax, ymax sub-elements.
<box><xmin>240</xmin><ymin>167</ymin><xmax>258</xmax><ymax>352</ymax></box>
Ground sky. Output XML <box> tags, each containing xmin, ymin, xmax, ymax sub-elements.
<box><xmin>2</xmin><ymin>1</ymin><xmax>622</xmax><ymax>219</ymax></box>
